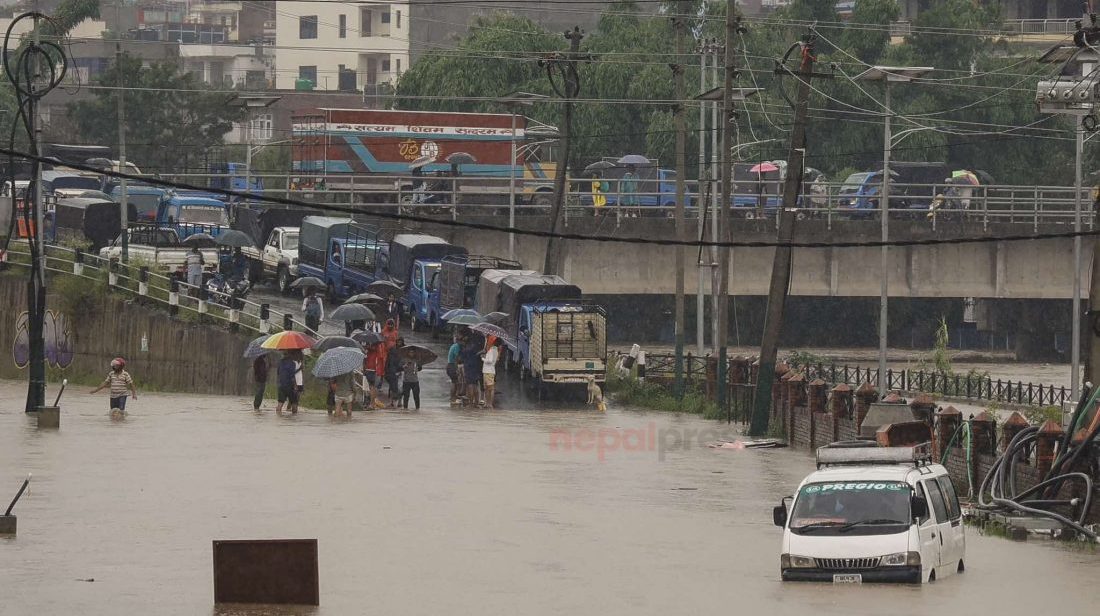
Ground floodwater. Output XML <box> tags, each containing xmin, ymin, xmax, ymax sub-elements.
<box><xmin>3</xmin><ymin>367</ymin><xmax>1100</xmax><ymax>615</ymax></box>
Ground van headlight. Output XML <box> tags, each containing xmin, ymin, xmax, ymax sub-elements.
<box><xmin>881</xmin><ymin>551</ymin><xmax>920</xmax><ymax>566</ymax></box>
<box><xmin>780</xmin><ymin>554</ymin><xmax>815</xmax><ymax>569</ymax></box>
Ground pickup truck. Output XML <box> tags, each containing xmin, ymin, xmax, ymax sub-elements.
<box><xmin>99</xmin><ymin>226</ymin><xmax>218</xmax><ymax>273</ymax></box>
<box><xmin>157</xmin><ymin>192</ymin><xmax>230</xmax><ymax>239</ymax></box>
<box><xmin>491</xmin><ymin>272</ymin><xmax>607</xmax><ymax>391</ymax></box>
<box><xmin>379</xmin><ymin>234</ymin><xmax>467</xmax><ymax>329</ymax></box>
<box><xmin>297</xmin><ymin>216</ymin><xmax>385</xmax><ymax>299</ymax></box>
<box><xmin>233</xmin><ymin>206</ymin><xmax>315</xmax><ymax>293</ymax></box>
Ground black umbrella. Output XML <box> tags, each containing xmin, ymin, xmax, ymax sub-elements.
<box><xmin>290</xmin><ymin>276</ymin><xmax>325</xmax><ymax>290</ymax></box>
<box><xmin>312</xmin><ymin>336</ymin><xmax>362</xmax><ymax>352</ymax></box>
<box><xmin>216</xmin><ymin>229</ymin><xmax>254</xmax><ymax>248</ymax></box>
<box><xmin>583</xmin><ymin>160</ymin><xmax>615</xmax><ymax>175</ymax></box>
<box><xmin>183</xmin><ymin>233</ymin><xmax>216</xmax><ymax>247</ymax></box>
<box><xmin>446</xmin><ymin>152</ymin><xmax>477</xmax><ymax>166</ymax></box>
<box><xmin>346</xmin><ymin>292</ymin><xmax>387</xmax><ymax>305</ymax></box>
<box><xmin>329</xmin><ymin>303</ymin><xmax>375</xmax><ymax>322</ymax></box>
<box><xmin>399</xmin><ymin>344</ymin><xmax>438</xmax><ymax>365</ymax></box>
<box><xmin>367</xmin><ymin>280</ymin><xmax>403</xmax><ymax>296</ymax></box>
<box><xmin>409</xmin><ymin>154</ymin><xmax>436</xmax><ymax>170</ymax></box>
<box><xmin>352</xmin><ymin>330</ymin><xmax>383</xmax><ymax>346</ymax></box>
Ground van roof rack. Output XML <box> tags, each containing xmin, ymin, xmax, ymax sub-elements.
<box><xmin>815</xmin><ymin>442</ymin><xmax>932</xmax><ymax>469</ymax></box>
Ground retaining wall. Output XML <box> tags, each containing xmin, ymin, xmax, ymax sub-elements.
<box><xmin>0</xmin><ymin>273</ymin><xmax>253</xmax><ymax>396</ymax></box>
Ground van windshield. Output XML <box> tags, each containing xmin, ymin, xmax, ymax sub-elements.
<box><xmin>178</xmin><ymin>206</ymin><xmax>228</xmax><ymax>225</ymax></box>
<box><xmin>789</xmin><ymin>481</ymin><xmax>911</xmax><ymax>536</ymax></box>
<box><xmin>839</xmin><ymin>173</ymin><xmax>871</xmax><ymax>194</ymax></box>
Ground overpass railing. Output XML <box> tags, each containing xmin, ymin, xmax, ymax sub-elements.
<box><xmin>1</xmin><ymin>240</ymin><xmax>311</xmax><ymax>337</ymax></box>
<box><xmin>154</xmin><ymin>172</ymin><xmax>1093</xmax><ymax>230</ymax></box>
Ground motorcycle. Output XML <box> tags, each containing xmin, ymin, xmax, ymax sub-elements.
<box><xmin>206</xmin><ymin>273</ymin><xmax>251</xmax><ymax>308</ymax></box>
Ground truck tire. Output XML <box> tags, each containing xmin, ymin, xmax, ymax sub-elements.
<box><xmin>277</xmin><ymin>266</ymin><xmax>291</xmax><ymax>294</ymax></box>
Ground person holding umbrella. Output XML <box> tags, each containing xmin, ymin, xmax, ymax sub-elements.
<box><xmin>481</xmin><ymin>338</ymin><xmax>502</xmax><ymax>410</ymax></box>
<box><xmin>591</xmin><ymin>171</ymin><xmax>608</xmax><ymax>211</ymax></box>
<box><xmin>302</xmin><ymin>289</ymin><xmax>324</xmax><ymax>335</ymax></box>
<box><xmin>275</xmin><ymin>351</ymin><xmax>300</xmax><ymax>414</ymax></box>
<box><xmin>252</xmin><ymin>353</ymin><xmax>269</xmax><ymax>411</ymax></box>
<box><xmin>185</xmin><ymin>245</ymin><xmax>205</xmax><ymax>295</ymax></box>
<box><xmin>385</xmin><ymin>336</ymin><xmax>405</xmax><ymax>407</ymax></box>
<box><xmin>311</xmin><ymin>346</ymin><xmax>366</xmax><ymax>418</ymax></box>
<box><xmin>400</xmin><ymin>347</ymin><xmax>423</xmax><ymax>410</ymax></box>
<box><xmin>620</xmin><ymin>164</ymin><xmax>639</xmax><ymax>218</ymax></box>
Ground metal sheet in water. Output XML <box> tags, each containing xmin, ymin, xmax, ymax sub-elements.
<box><xmin>213</xmin><ymin>539</ymin><xmax>318</xmax><ymax>606</ymax></box>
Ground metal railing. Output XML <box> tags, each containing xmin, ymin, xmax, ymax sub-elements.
<box><xmin>2</xmin><ymin>240</ymin><xmax>309</xmax><ymax>336</ymax></box>
<box><xmin>152</xmin><ymin>172</ymin><xmax>1097</xmax><ymax>231</ymax></box>
<box><xmin>630</xmin><ymin>351</ymin><xmax>1071</xmax><ymax>409</ymax></box>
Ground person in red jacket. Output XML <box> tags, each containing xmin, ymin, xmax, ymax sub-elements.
<box><xmin>363</xmin><ymin>341</ymin><xmax>387</xmax><ymax>408</ymax></box>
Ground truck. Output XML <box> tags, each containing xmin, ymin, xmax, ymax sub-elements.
<box><xmin>50</xmin><ymin>197</ymin><xmax>137</xmax><ymax>251</ymax></box>
<box><xmin>291</xmin><ymin>108</ymin><xmax>559</xmax><ymax>206</ymax></box>
<box><xmin>157</xmin><ymin>192</ymin><xmax>231</xmax><ymax>239</ymax></box>
<box><xmin>98</xmin><ymin>226</ymin><xmax>218</xmax><ymax>273</ymax></box>
<box><xmin>427</xmin><ymin>254</ymin><xmax>524</xmax><ymax>331</ymax></box>
<box><xmin>492</xmin><ymin>273</ymin><xmax>607</xmax><ymax>389</ymax></box>
<box><xmin>378</xmin><ymin>234</ymin><xmax>467</xmax><ymax>328</ymax></box>
<box><xmin>111</xmin><ymin>184</ymin><xmax>166</xmax><ymax>223</ymax></box>
<box><xmin>297</xmin><ymin>216</ymin><xmax>386</xmax><ymax>299</ymax></box>
<box><xmin>209</xmin><ymin>162</ymin><xmax>264</xmax><ymax>197</ymax></box>
<box><xmin>233</xmin><ymin>206</ymin><xmax>315</xmax><ymax>292</ymax></box>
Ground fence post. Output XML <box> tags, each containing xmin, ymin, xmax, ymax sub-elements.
<box><xmin>1036</xmin><ymin>420</ymin><xmax>1065</xmax><ymax>477</ymax></box>
<box><xmin>1001</xmin><ymin>412</ymin><xmax>1029</xmax><ymax>454</ymax></box>
<box><xmin>108</xmin><ymin>259</ymin><xmax>119</xmax><ymax>287</ymax></box>
<box><xmin>854</xmin><ymin>382</ymin><xmax>878</xmax><ymax>432</ymax></box>
<box><xmin>168</xmin><ymin>276</ymin><xmax>179</xmax><ymax>316</ymax></box>
<box><xmin>259</xmin><ymin>303</ymin><xmax>271</xmax><ymax>334</ymax></box>
<box><xmin>197</xmin><ymin>285</ymin><xmax>208</xmax><ymax>315</ymax></box>
<box><xmin>283</xmin><ymin>312</ymin><xmax>294</xmax><ymax>332</ymax></box>
<box><xmin>934</xmin><ymin>406</ymin><xmax>961</xmax><ymax>461</ymax></box>
<box><xmin>73</xmin><ymin>248</ymin><xmax>84</xmax><ymax>276</ymax></box>
<box><xmin>138</xmin><ymin>266</ymin><xmax>149</xmax><ymax>297</ymax></box>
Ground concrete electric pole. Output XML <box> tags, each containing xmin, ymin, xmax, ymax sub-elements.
<box><xmin>542</xmin><ymin>27</ymin><xmax>585</xmax><ymax>276</ymax></box>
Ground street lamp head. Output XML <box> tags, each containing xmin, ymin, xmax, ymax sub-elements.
<box><xmin>855</xmin><ymin>65</ymin><xmax>934</xmax><ymax>83</ymax></box>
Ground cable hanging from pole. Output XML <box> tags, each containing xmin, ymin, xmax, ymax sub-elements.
<box><xmin>2</xmin><ymin>10</ymin><xmax>69</xmax><ymax>413</ymax></box>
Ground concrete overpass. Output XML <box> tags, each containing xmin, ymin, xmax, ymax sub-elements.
<box><xmin>399</xmin><ymin>217</ymin><xmax>1090</xmax><ymax>300</ymax></box>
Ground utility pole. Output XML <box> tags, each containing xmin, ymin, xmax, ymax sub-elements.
<box><xmin>716</xmin><ymin>4</ymin><xmax>738</xmax><ymax>413</ymax></box>
<box><xmin>748</xmin><ymin>33</ymin><xmax>823</xmax><ymax>436</ymax></box>
<box><xmin>696</xmin><ymin>39</ymin><xmax>710</xmax><ymax>355</ymax></box>
<box><xmin>25</xmin><ymin>7</ymin><xmax>46</xmax><ymax>413</ymax></box>
<box><xmin>542</xmin><ymin>27</ymin><xmax>585</xmax><ymax>276</ymax></box>
<box><xmin>116</xmin><ymin>43</ymin><xmax>128</xmax><ymax>262</ymax></box>
<box><xmin>672</xmin><ymin>4</ymin><xmax>688</xmax><ymax>397</ymax></box>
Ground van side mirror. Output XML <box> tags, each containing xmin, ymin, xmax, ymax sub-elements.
<box><xmin>910</xmin><ymin>496</ymin><xmax>928</xmax><ymax>521</ymax></box>
<box><xmin>772</xmin><ymin>504</ymin><xmax>787</xmax><ymax>528</ymax></box>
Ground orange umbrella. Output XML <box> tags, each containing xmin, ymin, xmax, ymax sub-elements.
<box><xmin>260</xmin><ymin>330</ymin><xmax>316</xmax><ymax>350</ymax></box>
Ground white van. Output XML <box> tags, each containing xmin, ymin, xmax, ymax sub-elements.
<box><xmin>772</xmin><ymin>443</ymin><xmax>966</xmax><ymax>583</ymax></box>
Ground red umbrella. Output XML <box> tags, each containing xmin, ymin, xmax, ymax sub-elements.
<box><xmin>749</xmin><ymin>162</ymin><xmax>779</xmax><ymax>173</ymax></box>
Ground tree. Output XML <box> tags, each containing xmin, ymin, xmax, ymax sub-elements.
<box><xmin>68</xmin><ymin>54</ymin><xmax>244</xmax><ymax>174</ymax></box>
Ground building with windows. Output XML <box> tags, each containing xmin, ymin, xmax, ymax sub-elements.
<box><xmin>273</xmin><ymin>1</ymin><xmax>410</xmax><ymax>93</ymax></box>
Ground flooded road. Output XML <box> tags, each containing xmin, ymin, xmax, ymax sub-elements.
<box><xmin>3</xmin><ymin>369</ymin><xmax>1099</xmax><ymax>615</ymax></box>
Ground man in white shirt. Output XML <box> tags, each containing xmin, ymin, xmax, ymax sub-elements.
<box><xmin>482</xmin><ymin>339</ymin><xmax>500</xmax><ymax>410</ymax></box>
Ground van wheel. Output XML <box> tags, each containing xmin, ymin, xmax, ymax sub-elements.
<box><xmin>957</xmin><ymin>560</ymin><xmax>965</xmax><ymax>573</ymax></box>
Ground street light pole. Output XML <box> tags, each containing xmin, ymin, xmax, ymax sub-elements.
<box><xmin>696</xmin><ymin>40</ymin><xmax>708</xmax><ymax>355</ymax></box>
<box><xmin>879</xmin><ymin>82</ymin><xmax>890</xmax><ymax>397</ymax></box>
<box><xmin>509</xmin><ymin>109</ymin><xmax>517</xmax><ymax>261</ymax></box>
<box><xmin>1073</xmin><ymin>113</ymin><xmax>1083</xmax><ymax>399</ymax></box>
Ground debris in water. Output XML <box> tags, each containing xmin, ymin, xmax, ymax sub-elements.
<box><xmin>76</xmin><ymin>578</ymin><xmax>94</xmax><ymax>583</ymax></box>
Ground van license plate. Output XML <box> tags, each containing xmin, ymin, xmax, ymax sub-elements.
<box><xmin>833</xmin><ymin>574</ymin><xmax>862</xmax><ymax>584</ymax></box>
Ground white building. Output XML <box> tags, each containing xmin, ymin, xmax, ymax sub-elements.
<box><xmin>273</xmin><ymin>1</ymin><xmax>410</xmax><ymax>93</ymax></box>
<box><xmin>179</xmin><ymin>42</ymin><xmax>273</xmax><ymax>89</ymax></box>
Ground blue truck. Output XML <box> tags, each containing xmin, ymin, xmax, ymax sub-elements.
<box><xmin>112</xmin><ymin>183</ymin><xmax>167</xmax><ymax>223</ymax></box>
<box><xmin>157</xmin><ymin>192</ymin><xmax>230</xmax><ymax>239</ymax></box>
<box><xmin>297</xmin><ymin>216</ymin><xmax>385</xmax><ymax>299</ymax></box>
<box><xmin>476</xmin><ymin>271</ymin><xmax>606</xmax><ymax>392</ymax></box>
<box><xmin>378</xmin><ymin>234</ymin><xmax>467</xmax><ymax>330</ymax></box>
<box><xmin>209</xmin><ymin>162</ymin><xmax>263</xmax><ymax>198</ymax></box>
<box><xmin>582</xmin><ymin>165</ymin><xmax>696</xmax><ymax>212</ymax></box>
<box><xmin>426</xmin><ymin>255</ymin><xmax>524</xmax><ymax>332</ymax></box>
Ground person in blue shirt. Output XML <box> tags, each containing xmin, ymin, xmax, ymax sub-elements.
<box><xmin>446</xmin><ymin>334</ymin><xmax>463</xmax><ymax>403</ymax></box>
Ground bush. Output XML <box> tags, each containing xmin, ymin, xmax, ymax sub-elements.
<box><xmin>52</xmin><ymin>272</ymin><xmax>105</xmax><ymax>318</ymax></box>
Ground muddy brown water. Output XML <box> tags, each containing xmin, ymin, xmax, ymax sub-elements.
<box><xmin>2</xmin><ymin>368</ymin><xmax>1098</xmax><ymax>614</ymax></box>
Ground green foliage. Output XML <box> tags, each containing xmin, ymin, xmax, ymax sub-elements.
<box><xmin>786</xmin><ymin>349</ymin><xmax>827</xmax><ymax>369</ymax></box>
<box><xmin>52</xmin><ymin>271</ymin><xmax>105</xmax><ymax>318</ymax></box>
<box><xmin>606</xmin><ymin>372</ymin><xmax>723</xmax><ymax>419</ymax></box>
<box><xmin>931</xmin><ymin>317</ymin><xmax>951</xmax><ymax>373</ymax></box>
<box><xmin>68</xmin><ymin>54</ymin><xmax>244</xmax><ymax>174</ymax></box>
<box><xmin>1024</xmin><ymin>405</ymin><xmax>1063</xmax><ymax>426</ymax></box>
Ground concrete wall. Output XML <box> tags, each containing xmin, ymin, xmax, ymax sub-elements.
<box><xmin>395</xmin><ymin>217</ymin><xmax>1091</xmax><ymax>300</ymax></box>
<box><xmin>0</xmin><ymin>274</ymin><xmax>253</xmax><ymax>396</ymax></box>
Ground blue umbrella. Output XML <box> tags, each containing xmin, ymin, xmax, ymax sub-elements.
<box><xmin>442</xmin><ymin>308</ymin><xmax>481</xmax><ymax>322</ymax></box>
<box><xmin>242</xmin><ymin>335</ymin><xmax>273</xmax><ymax>359</ymax></box>
<box><xmin>312</xmin><ymin>347</ymin><xmax>365</xmax><ymax>378</ymax></box>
